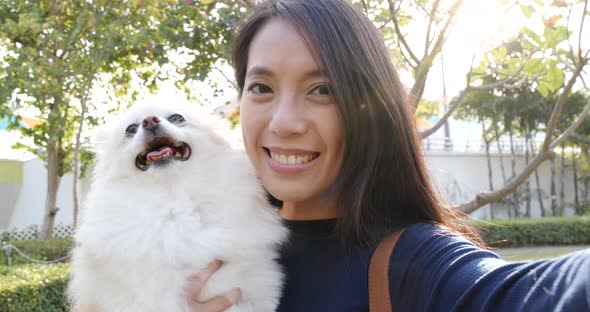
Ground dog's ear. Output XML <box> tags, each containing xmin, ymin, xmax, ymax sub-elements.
<box><xmin>187</xmin><ymin>106</ymin><xmax>234</xmax><ymax>149</ymax></box>
<box><xmin>203</xmin><ymin>123</ymin><xmax>232</xmax><ymax>149</ymax></box>
<box><xmin>90</xmin><ymin>123</ymin><xmax>112</xmax><ymax>159</ymax></box>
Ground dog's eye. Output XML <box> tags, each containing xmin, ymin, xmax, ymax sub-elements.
<box><xmin>167</xmin><ymin>114</ymin><xmax>185</xmax><ymax>124</ymax></box>
<box><xmin>126</xmin><ymin>123</ymin><xmax>139</xmax><ymax>135</ymax></box>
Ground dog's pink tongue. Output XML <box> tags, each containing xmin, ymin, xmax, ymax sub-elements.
<box><xmin>147</xmin><ymin>146</ymin><xmax>174</xmax><ymax>161</ymax></box>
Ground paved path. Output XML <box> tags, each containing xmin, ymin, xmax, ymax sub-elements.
<box><xmin>495</xmin><ymin>245</ymin><xmax>590</xmax><ymax>261</ymax></box>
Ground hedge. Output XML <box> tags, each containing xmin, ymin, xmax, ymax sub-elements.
<box><xmin>0</xmin><ymin>217</ymin><xmax>588</xmax><ymax>310</ymax></box>
<box><xmin>473</xmin><ymin>216</ymin><xmax>590</xmax><ymax>248</ymax></box>
<box><xmin>2</xmin><ymin>237</ymin><xmax>73</xmax><ymax>266</ymax></box>
<box><xmin>0</xmin><ymin>263</ymin><xmax>70</xmax><ymax>311</ymax></box>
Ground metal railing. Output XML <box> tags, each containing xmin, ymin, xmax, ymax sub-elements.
<box><xmin>421</xmin><ymin>137</ymin><xmax>543</xmax><ymax>154</ymax></box>
<box><xmin>1</xmin><ymin>242</ymin><xmax>69</xmax><ymax>266</ymax></box>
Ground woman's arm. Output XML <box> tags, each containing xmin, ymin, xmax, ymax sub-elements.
<box><xmin>388</xmin><ymin>223</ymin><xmax>589</xmax><ymax>311</ymax></box>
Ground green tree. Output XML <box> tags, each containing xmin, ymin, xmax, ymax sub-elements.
<box><xmin>0</xmin><ymin>0</ymin><xmax>244</xmax><ymax>239</ymax></box>
<box><xmin>359</xmin><ymin>0</ymin><xmax>590</xmax><ymax>214</ymax></box>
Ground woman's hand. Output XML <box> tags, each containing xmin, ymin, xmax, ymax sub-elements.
<box><xmin>185</xmin><ymin>260</ymin><xmax>241</xmax><ymax>312</ymax></box>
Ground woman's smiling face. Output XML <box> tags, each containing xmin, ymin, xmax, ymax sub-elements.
<box><xmin>239</xmin><ymin>18</ymin><xmax>343</xmax><ymax>216</ymax></box>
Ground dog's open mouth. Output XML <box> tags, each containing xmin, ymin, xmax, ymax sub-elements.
<box><xmin>135</xmin><ymin>137</ymin><xmax>191</xmax><ymax>171</ymax></box>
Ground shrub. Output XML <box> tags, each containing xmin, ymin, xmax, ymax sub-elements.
<box><xmin>0</xmin><ymin>263</ymin><xmax>70</xmax><ymax>311</ymax></box>
<box><xmin>473</xmin><ymin>216</ymin><xmax>590</xmax><ymax>248</ymax></box>
<box><xmin>3</xmin><ymin>238</ymin><xmax>73</xmax><ymax>266</ymax></box>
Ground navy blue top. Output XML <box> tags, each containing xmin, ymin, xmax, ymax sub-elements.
<box><xmin>277</xmin><ymin>220</ymin><xmax>590</xmax><ymax>311</ymax></box>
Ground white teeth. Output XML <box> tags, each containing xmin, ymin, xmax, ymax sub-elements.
<box><xmin>270</xmin><ymin>151</ymin><xmax>317</xmax><ymax>165</ymax></box>
<box><xmin>287</xmin><ymin>155</ymin><xmax>295</xmax><ymax>165</ymax></box>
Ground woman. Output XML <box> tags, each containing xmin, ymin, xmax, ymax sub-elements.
<box><xmin>187</xmin><ymin>0</ymin><xmax>590</xmax><ymax>311</ymax></box>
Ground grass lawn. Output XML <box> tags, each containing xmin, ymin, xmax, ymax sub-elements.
<box><xmin>495</xmin><ymin>245</ymin><xmax>590</xmax><ymax>261</ymax></box>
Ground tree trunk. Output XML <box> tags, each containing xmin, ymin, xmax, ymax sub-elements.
<box><xmin>530</xmin><ymin>138</ymin><xmax>546</xmax><ymax>217</ymax></box>
<box><xmin>455</xmin><ymin>59</ymin><xmax>590</xmax><ymax>215</ymax></box>
<box><xmin>73</xmin><ymin>117</ymin><xmax>84</xmax><ymax>229</ymax></box>
<box><xmin>583</xmin><ymin>147</ymin><xmax>589</xmax><ymax>206</ymax></box>
<box><xmin>493</xmin><ymin>124</ymin><xmax>507</xmax><ymax>182</ymax></box>
<box><xmin>573</xmin><ymin>156</ymin><xmax>580</xmax><ymax>214</ymax></box>
<box><xmin>559</xmin><ymin>143</ymin><xmax>566</xmax><ymax>216</ymax></box>
<box><xmin>39</xmin><ymin>138</ymin><xmax>61</xmax><ymax>240</ymax></box>
<box><xmin>550</xmin><ymin>157</ymin><xmax>557</xmax><ymax>216</ymax></box>
<box><xmin>481</xmin><ymin>119</ymin><xmax>495</xmax><ymax>219</ymax></box>
<box><xmin>508</xmin><ymin>125</ymin><xmax>519</xmax><ymax>217</ymax></box>
<box><xmin>73</xmin><ymin>82</ymin><xmax>92</xmax><ymax>229</ymax></box>
<box><xmin>524</xmin><ymin>125</ymin><xmax>531</xmax><ymax>217</ymax></box>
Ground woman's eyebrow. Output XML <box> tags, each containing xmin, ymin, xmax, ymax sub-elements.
<box><xmin>246</xmin><ymin>66</ymin><xmax>275</xmax><ymax>78</ymax></box>
<box><xmin>303</xmin><ymin>69</ymin><xmax>324</xmax><ymax>80</ymax></box>
<box><xmin>246</xmin><ymin>66</ymin><xmax>325</xmax><ymax>80</ymax></box>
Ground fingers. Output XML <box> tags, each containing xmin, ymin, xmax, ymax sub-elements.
<box><xmin>187</xmin><ymin>260</ymin><xmax>223</xmax><ymax>300</ymax></box>
<box><xmin>186</xmin><ymin>260</ymin><xmax>241</xmax><ymax>311</ymax></box>
<box><xmin>199</xmin><ymin>288</ymin><xmax>242</xmax><ymax>312</ymax></box>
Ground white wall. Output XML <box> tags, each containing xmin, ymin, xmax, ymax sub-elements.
<box><xmin>1</xmin><ymin>150</ymin><xmax>584</xmax><ymax>231</ymax></box>
<box><xmin>425</xmin><ymin>151</ymin><xmax>580</xmax><ymax>220</ymax></box>
<box><xmin>3</xmin><ymin>158</ymin><xmax>90</xmax><ymax>230</ymax></box>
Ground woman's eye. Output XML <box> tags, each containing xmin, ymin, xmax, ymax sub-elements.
<box><xmin>310</xmin><ymin>84</ymin><xmax>331</xmax><ymax>96</ymax></box>
<box><xmin>125</xmin><ymin>123</ymin><xmax>139</xmax><ymax>135</ymax></box>
<box><xmin>167</xmin><ymin>114</ymin><xmax>185</xmax><ymax>124</ymax></box>
<box><xmin>248</xmin><ymin>83</ymin><xmax>273</xmax><ymax>95</ymax></box>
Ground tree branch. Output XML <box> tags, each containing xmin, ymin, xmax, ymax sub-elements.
<box><xmin>360</xmin><ymin>0</ymin><xmax>369</xmax><ymax>15</ymax></box>
<box><xmin>419</xmin><ymin>89</ymin><xmax>466</xmax><ymax>138</ymax></box>
<box><xmin>457</xmin><ymin>150</ymin><xmax>554</xmax><ymax>214</ymax></box>
<box><xmin>426</xmin><ymin>0</ymin><xmax>463</xmax><ymax>59</ymax></box>
<box><xmin>397</xmin><ymin>39</ymin><xmax>417</xmax><ymax>71</ymax></box>
<box><xmin>550</xmin><ymin>100</ymin><xmax>590</xmax><ymax>149</ymax></box>
<box><xmin>387</xmin><ymin>0</ymin><xmax>420</xmax><ymax>66</ymax></box>
<box><xmin>554</xmin><ymin>46</ymin><xmax>576</xmax><ymax>71</ymax></box>
<box><xmin>237</xmin><ymin>0</ymin><xmax>256</xmax><ymax>8</ymax></box>
<box><xmin>424</xmin><ymin>0</ymin><xmax>441</xmax><ymax>57</ymax></box>
<box><xmin>579</xmin><ymin>0</ymin><xmax>588</xmax><ymax>59</ymax></box>
<box><xmin>420</xmin><ymin>58</ymin><xmax>530</xmax><ymax>139</ymax></box>
<box><xmin>411</xmin><ymin>0</ymin><xmax>464</xmax><ymax>104</ymax></box>
<box><xmin>458</xmin><ymin>99</ymin><xmax>590</xmax><ymax>214</ymax></box>
<box><xmin>457</xmin><ymin>62</ymin><xmax>589</xmax><ymax>214</ymax></box>
<box><xmin>541</xmin><ymin>61</ymin><xmax>587</xmax><ymax>152</ymax></box>
<box><xmin>215</xmin><ymin>66</ymin><xmax>238</xmax><ymax>90</ymax></box>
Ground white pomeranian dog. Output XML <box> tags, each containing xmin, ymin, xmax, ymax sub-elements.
<box><xmin>68</xmin><ymin>99</ymin><xmax>287</xmax><ymax>312</ymax></box>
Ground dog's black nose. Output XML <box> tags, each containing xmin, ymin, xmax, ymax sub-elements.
<box><xmin>142</xmin><ymin>116</ymin><xmax>160</xmax><ymax>130</ymax></box>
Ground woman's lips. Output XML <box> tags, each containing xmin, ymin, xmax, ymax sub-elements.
<box><xmin>264</xmin><ymin>147</ymin><xmax>319</xmax><ymax>174</ymax></box>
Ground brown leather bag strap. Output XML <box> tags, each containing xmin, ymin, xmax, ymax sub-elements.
<box><xmin>368</xmin><ymin>229</ymin><xmax>405</xmax><ymax>312</ymax></box>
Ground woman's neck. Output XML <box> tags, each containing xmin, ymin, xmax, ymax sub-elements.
<box><xmin>280</xmin><ymin>199</ymin><xmax>339</xmax><ymax>220</ymax></box>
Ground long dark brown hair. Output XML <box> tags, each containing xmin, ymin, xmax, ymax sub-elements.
<box><xmin>232</xmin><ymin>0</ymin><xmax>477</xmax><ymax>245</ymax></box>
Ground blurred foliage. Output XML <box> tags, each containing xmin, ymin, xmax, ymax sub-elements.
<box><xmin>4</xmin><ymin>237</ymin><xmax>73</xmax><ymax>266</ymax></box>
<box><xmin>0</xmin><ymin>0</ymin><xmax>248</xmax><ymax>236</ymax></box>
<box><xmin>0</xmin><ymin>263</ymin><xmax>69</xmax><ymax>311</ymax></box>
<box><xmin>0</xmin><ymin>0</ymin><xmax>246</xmax><ymax>177</ymax></box>
<box><xmin>354</xmin><ymin>0</ymin><xmax>585</xmax><ymax>108</ymax></box>
<box><xmin>415</xmin><ymin>98</ymin><xmax>440</xmax><ymax>119</ymax></box>
<box><xmin>473</xmin><ymin>216</ymin><xmax>590</xmax><ymax>247</ymax></box>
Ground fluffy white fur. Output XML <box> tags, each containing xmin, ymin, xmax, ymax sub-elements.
<box><xmin>68</xmin><ymin>100</ymin><xmax>287</xmax><ymax>312</ymax></box>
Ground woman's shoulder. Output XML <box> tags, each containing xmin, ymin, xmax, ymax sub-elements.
<box><xmin>393</xmin><ymin>222</ymin><xmax>485</xmax><ymax>255</ymax></box>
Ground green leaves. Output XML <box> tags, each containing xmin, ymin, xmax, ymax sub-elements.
<box><xmin>520</xmin><ymin>5</ymin><xmax>535</xmax><ymax>19</ymax></box>
<box><xmin>543</xmin><ymin>25</ymin><xmax>568</xmax><ymax>48</ymax></box>
<box><xmin>0</xmin><ymin>0</ymin><xmax>245</xmax><ymax>178</ymax></box>
<box><xmin>538</xmin><ymin>60</ymin><xmax>564</xmax><ymax>97</ymax></box>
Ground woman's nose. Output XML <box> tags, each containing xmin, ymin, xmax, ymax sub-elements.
<box><xmin>268</xmin><ymin>95</ymin><xmax>307</xmax><ymax>137</ymax></box>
